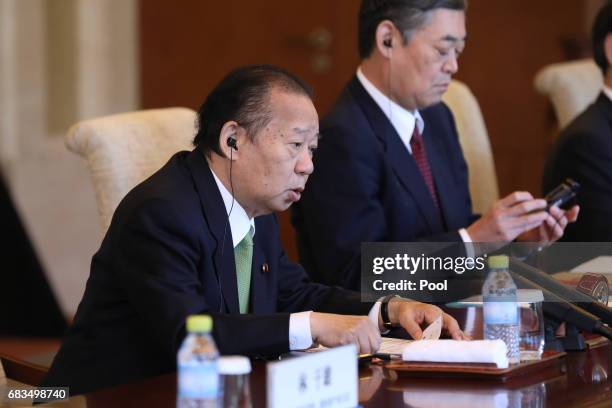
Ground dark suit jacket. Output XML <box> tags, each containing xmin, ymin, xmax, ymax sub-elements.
<box><xmin>42</xmin><ymin>150</ymin><xmax>370</xmax><ymax>395</ymax></box>
<box><xmin>292</xmin><ymin>77</ymin><xmax>478</xmax><ymax>289</ymax></box>
<box><xmin>542</xmin><ymin>93</ymin><xmax>612</xmax><ymax>242</ymax></box>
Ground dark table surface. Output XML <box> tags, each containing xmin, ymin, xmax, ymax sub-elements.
<box><xmin>41</xmin><ymin>340</ymin><xmax>612</xmax><ymax>408</ymax></box>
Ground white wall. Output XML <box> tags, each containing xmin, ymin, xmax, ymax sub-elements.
<box><xmin>0</xmin><ymin>0</ymin><xmax>139</xmax><ymax>316</ymax></box>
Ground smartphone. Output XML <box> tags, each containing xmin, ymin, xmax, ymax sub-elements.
<box><xmin>544</xmin><ymin>178</ymin><xmax>580</xmax><ymax>210</ymax></box>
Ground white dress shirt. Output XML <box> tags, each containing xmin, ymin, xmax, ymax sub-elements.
<box><xmin>211</xmin><ymin>169</ymin><xmax>383</xmax><ymax>350</ymax></box>
<box><xmin>356</xmin><ymin>67</ymin><xmax>473</xmax><ymax>245</ymax></box>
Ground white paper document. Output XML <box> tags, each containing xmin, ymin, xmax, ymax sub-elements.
<box><xmin>307</xmin><ymin>316</ymin><xmax>443</xmax><ymax>355</ymax></box>
<box><xmin>570</xmin><ymin>256</ymin><xmax>612</xmax><ymax>274</ymax></box>
<box><xmin>421</xmin><ymin>315</ymin><xmax>442</xmax><ymax>340</ymax></box>
<box><xmin>378</xmin><ymin>337</ymin><xmax>413</xmax><ymax>355</ymax></box>
<box><xmin>377</xmin><ymin>315</ymin><xmax>442</xmax><ymax>354</ymax></box>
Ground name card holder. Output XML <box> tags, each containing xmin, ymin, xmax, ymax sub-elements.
<box><xmin>267</xmin><ymin>344</ymin><xmax>357</xmax><ymax>408</ymax></box>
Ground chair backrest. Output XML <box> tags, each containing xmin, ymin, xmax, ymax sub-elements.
<box><xmin>66</xmin><ymin>107</ymin><xmax>197</xmax><ymax>233</ymax></box>
<box><xmin>534</xmin><ymin>59</ymin><xmax>603</xmax><ymax>129</ymax></box>
<box><xmin>0</xmin><ymin>355</ymin><xmax>48</xmax><ymax>386</ymax></box>
<box><xmin>0</xmin><ymin>357</ymin><xmax>5</xmax><ymax>383</ymax></box>
<box><xmin>442</xmin><ymin>80</ymin><xmax>499</xmax><ymax>214</ymax></box>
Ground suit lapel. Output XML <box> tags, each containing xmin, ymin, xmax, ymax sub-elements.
<box><xmin>596</xmin><ymin>92</ymin><xmax>612</xmax><ymax>126</ymax></box>
<box><xmin>348</xmin><ymin>77</ymin><xmax>444</xmax><ymax>232</ymax></box>
<box><xmin>186</xmin><ymin>150</ymin><xmax>240</xmax><ymax>314</ymax></box>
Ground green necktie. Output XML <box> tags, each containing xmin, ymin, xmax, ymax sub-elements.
<box><xmin>234</xmin><ymin>228</ymin><xmax>253</xmax><ymax>314</ymax></box>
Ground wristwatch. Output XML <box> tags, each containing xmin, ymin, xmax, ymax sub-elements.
<box><xmin>380</xmin><ymin>295</ymin><xmax>399</xmax><ymax>329</ymax></box>
<box><xmin>576</xmin><ymin>273</ymin><xmax>609</xmax><ymax>305</ymax></box>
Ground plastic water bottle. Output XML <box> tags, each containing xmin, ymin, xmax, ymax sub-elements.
<box><xmin>177</xmin><ymin>315</ymin><xmax>220</xmax><ymax>407</ymax></box>
<box><xmin>483</xmin><ymin>255</ymin><xmax>520</xmax><ymax>364</ymax></box>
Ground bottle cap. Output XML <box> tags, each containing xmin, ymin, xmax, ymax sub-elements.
<box><xmin>186</xmin><ymin>315</ymin><xmax>212</xmax><ymax>333</ymax></box>
<box><xmin>218</xmin><ymin>356</ymin><xmax>251</xmax><ymax>375</ymax></box>
<box><xmin>488</xmin><ymin>255</ymin><xmax>509</xmax><ymax>269</ymax></box>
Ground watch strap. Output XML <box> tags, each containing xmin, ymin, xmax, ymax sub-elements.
<box><xmin>380</xmin><ymin>295</ymin><xmax>398</xmax><ymax>329</ymax></box>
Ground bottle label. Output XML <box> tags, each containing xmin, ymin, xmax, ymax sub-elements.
<box><xmin>178</xmin><ymin>361</ymin><xmax>219</xmax><ymax>399</ymax></box>
<box><xmin>483</xmin><ymin>296</ymin><xmax>518</xmax><ymax>325</ymax></box>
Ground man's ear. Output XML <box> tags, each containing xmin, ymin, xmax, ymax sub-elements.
<box><xmin>375</xmin><ymin>20</ymin><xmax>396</xmax><ymax>59</ymax></box>
<box><xmin>218</xmin><ymin>121</ymin><xmax>241</xmax><ymax>159</ymax></box>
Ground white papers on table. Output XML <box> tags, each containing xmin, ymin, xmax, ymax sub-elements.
<box><xmin>570</xmin><ymin>256</ymin><xmax>612</xmax><ymax>274</ymax></box>
<box><xmin>377</xmin><ymin>337</ymin><xmax>412</xmax><ymax>355</ymax></box>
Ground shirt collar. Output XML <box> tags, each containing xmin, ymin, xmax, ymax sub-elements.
<box><xmin>603</xmin><ymin>84</ymin><xmax>612</xmax><ymax>102</ymax></box>
<box><xmin>356</xmin><ymin>67</ymin><xmax>425</xmax><ymax>141</ymax></box>
<box><xmin>211</xmin><ymin>169</ymin><xmax>255</xmax><ymax>248</ymax></box>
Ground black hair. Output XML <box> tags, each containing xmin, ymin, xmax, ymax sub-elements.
<box><xmin>193</xmin><ymin>64</ymin><xmax>313</xmax><ymax>157</ymax></box>
<box><xmin>358</xmin><ymin>0</ymin><xmax>467</xmax><ymax>59</ymax></box>
<box><xmin>593</xmin><ymin>1</ymin><xmax>612</xmax><ymax>75</ymax></box>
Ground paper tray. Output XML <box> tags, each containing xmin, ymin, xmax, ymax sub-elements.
<box><xmin>382</xmin><ymin>350</ymin><xmax>566</xmax><ymax>381</ymax></box>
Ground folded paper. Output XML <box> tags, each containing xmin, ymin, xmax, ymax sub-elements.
<box><xmin>402</xmin><ymin>339</ymin><xmax>509</xmax><ymax>368</ymax></box>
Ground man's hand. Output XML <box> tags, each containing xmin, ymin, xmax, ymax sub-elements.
<box><xmin>310</xmin><ymin>312</ymin><xmax>381</xmax><ymax>354</ymax></box>
<box><xmin>386</xmin><ymin>298</ymin><xmax>468</xmax><ymax>340</ymax></box>
<box><xmin>466</xmin><ymin>192</ymin><xmax>550</xmax><ymax>253</ymax></box>
<box><xmin>517</xmin><ymin>204</ymin><xmax>579</xmax><ymax>244</ymax></box>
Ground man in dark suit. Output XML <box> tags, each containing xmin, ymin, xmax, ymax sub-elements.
<box><xmin>293</xmin><ymin>0</ymin><xmax>579</xmax><ymax>289</ymax></box>
<box><xmin>41</xmin><ymin>65</ymin><xmax>464</xmax><ymax>395</ymax></box>
<box><xmin>543</xmin><ymin>1</ymin><xmax>612</xmax><ymax>242</ymax></box>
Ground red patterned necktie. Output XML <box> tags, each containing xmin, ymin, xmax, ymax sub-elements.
<box><xmin>410</xmin><ymin>126</ymin><xmax>440</xmax><ymax>210</ymax></box>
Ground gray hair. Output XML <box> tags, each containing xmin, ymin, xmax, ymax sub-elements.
<box><xmin>358</xmin><ymin>0</ymin><xmax>467</xmax><ymax>58</ymax></box>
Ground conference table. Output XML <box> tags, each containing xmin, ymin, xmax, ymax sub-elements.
<box><xmin>40</xmin><ymin>341</ymin><xmax>612</xmax><ymax>407</ymax></box>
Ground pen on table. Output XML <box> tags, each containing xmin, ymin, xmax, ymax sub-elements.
<box><xmin>358</xmin><ymin>353</ymin><xmax>400</xmax><ymax>362</ymax></box>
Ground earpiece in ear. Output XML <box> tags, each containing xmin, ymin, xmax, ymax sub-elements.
<box><xmin>227</xmin><ymin>137</ymin><xmax>238</xmax><ymax>151</ymax></box>
<box><xmin>383</xmin><ymin>39</ymin><xmax>392</xmax><ymax>48</ymax></box>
